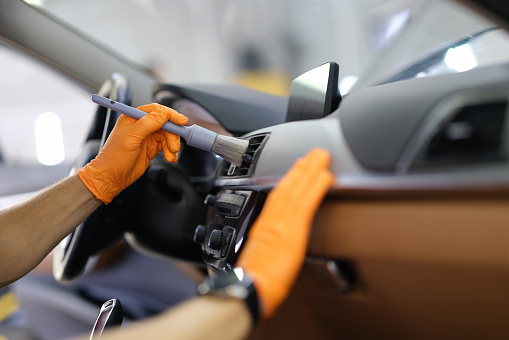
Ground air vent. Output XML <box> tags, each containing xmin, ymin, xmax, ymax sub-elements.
<box><xmin>220</xmin><ymin>134</ymin><xmax>269</xmax><ymax>178</ymax></box>
<box><xmin>411</xmin><ymin>101</ymin><xmax>508</xmax><ymax>168</ymax></box>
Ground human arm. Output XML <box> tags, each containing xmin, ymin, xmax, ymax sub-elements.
<box><xmin>71</xmin><ymin>148</ymin><xmax>333</xmax><ymax>340</ymax></box>
<box><xmin>0</xmin><ymin>174</ymin><xmax>101</xmax><ymax>287</ymax></box>
<box><xmin>0</xmin><ymin>103</ymin><xmax>187</xmax><ymax>287</ymax></box>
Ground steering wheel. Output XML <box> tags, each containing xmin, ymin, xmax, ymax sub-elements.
<box><xmin>53</xmin><ymin>73</ymin><xmax>142</xmax><ymax>283</ymax></box>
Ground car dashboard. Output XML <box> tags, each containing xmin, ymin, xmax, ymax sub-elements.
<box><xmin>146</xmin><ymin>60</ymin><xmax>509</xmax><ymax>339</ymax></box>
<box><xmin>3</xmin><ymin>1</ymin><xmax>509</xmax><ymax>339</ymax></box>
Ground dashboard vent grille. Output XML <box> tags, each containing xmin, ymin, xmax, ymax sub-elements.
<box><xmin>412</xmin><ymin>101</ymin><xmax>508</xmax><ymax>168</ymax></box>
<box><xmin>220</xmin><ymin>134</ymin><xmax>269</xmax><ymax>178</ymax></box>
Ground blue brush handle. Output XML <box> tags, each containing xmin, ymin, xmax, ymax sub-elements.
<box><xmin>92</xmin><ymin>94</ymin><xmax>218</xmax><ymax>152</ymax></box>
<box><xmin>92</xmin><ymin>94</ymin><xmax>193</xmax><ymax>141</ymax></box>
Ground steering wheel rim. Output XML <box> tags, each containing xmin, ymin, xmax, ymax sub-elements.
<box><xmin>53</xmin><ymin>73</ymin><xmax>133</xmax><ymax>283</ymax></box>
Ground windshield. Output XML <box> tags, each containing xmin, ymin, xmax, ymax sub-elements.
<box><xmin>28</xmin><ymin>0</ymin><xmax>507</xmax><ymax>94</ymax></box>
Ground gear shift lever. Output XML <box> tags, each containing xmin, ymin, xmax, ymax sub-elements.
<box><xmin>90</xmin><ymin>299</ymin><xmax>123</xmax><ymax>340</ymax></box>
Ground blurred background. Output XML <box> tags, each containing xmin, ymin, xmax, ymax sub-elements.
<box><xmin>0</xmin><ymin>0</ymin><xmax>499</xmax><ymax>202</ymax></box>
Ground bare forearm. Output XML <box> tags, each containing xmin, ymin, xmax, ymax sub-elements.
<box><xmin>0</xmin><ymin>174</ymin><xmax>101</xmax><ymax>286</ymax></box>
<box><xmin>72</xmin><ymin>296</ymin><xmax>252</xmax><ymax>340</ymax></box>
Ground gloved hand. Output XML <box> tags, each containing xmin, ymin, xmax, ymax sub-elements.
<box><xmin>78</xmin><ymin>103</ymin><xmax>188</xmax><ymax>204</ymax></box>
<box><xmin>237</xmin><ymin>148</ymin><xmax>334</xmax><ymax>319</ymax></box>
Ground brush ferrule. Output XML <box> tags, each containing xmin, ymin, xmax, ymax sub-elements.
<box><xmin>187</xmin><ymin>125</ymin><xmax>217</xmax><ymax>152</ymax></box>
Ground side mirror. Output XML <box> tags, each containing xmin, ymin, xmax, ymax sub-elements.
<box><xmin>286</xmin><ymin>62</ymin><xmax>342</xmax><ymax>122</ymax></box>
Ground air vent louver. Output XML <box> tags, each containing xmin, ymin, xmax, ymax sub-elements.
<box><xmin>220</xmin><ymin>134</ymin><xmax>269</xmax><ymax>178</ymax></box>
<box><xmin>412</xmin><ymin>101</ymin><xmax>508</xmax><ymax>168</ymax></box>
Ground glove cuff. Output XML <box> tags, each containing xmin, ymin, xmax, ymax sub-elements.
<box><xmin>77</xmin><ymin>166</ymin><xmax>112</xmax><ymax>204</ymax></box>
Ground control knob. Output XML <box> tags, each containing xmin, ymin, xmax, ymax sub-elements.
<box><xmin>193</xmin><ymin>225</ymin><xmax>208</xmax><ymax>244</ymax></box>
<box><xmin>208</xmin><ymin>229</ymin><xmax>223</xmax><ymax>250</ymax></box>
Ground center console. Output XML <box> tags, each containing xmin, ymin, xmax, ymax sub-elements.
<box><xmin>193</xmin><ymin>189</ymin><xmax>266</xmax><ymax>272</ymax></box>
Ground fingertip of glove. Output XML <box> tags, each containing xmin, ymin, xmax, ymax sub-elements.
<box><xmin>306</xmin><ymin>148</ymin><xmax>331</xmax><ymax>165</ymax></box>
<box><xmin>169</xmin><ymin>110</ymin><xmax>188</xmax><ymax>126</ymax></box>
<box><xmin>153</xmin><ymin>106</ymin><xmax>188</xmax><ymax>126</ymax></box>
<box><xmin>163</xmin><ymin>149</ymin><xmax>178</xmax><ymax>163</ymax></box>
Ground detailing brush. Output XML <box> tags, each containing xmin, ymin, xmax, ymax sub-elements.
<box><xmin>92</xmin><ymin>94</ymin><xmax>248</xmax><ymax>167</ymax></box>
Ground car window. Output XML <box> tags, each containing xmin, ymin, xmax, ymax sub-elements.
<box><xmin>380</xmin><ymin>28</ymin><xmax>509</xmax><ymax>84</ymax></box>
<box><xmin>0</xmin><ymin>43</ymin><xmax>95</xmax><ymax>195</ymax></box>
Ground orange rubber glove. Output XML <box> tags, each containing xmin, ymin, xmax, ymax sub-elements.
<box><xmin>78</xmin><ymin>103</ymin><xmax>188</xmax><ymax>204</ymax></box>
<box><xmin>237</xmin><ymin>148</ymin><xmax>334</xmax><ymax>319</ymax></box>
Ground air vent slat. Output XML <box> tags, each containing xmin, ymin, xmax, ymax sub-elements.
<box><xmin>411</xmin><ymin>101</ymin><xmax>508</xmax><ymax>169</ymax></box>
<box><xmin>219</xmin><ymin>133</ymin><xmax>269</xmax><ymax>178</ymax></box>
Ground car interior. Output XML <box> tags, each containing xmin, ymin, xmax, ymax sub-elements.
<box><xmin>1</xmin><ymin>0</ymin><xmax>509</xmax><ymax>339</ymax></box>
